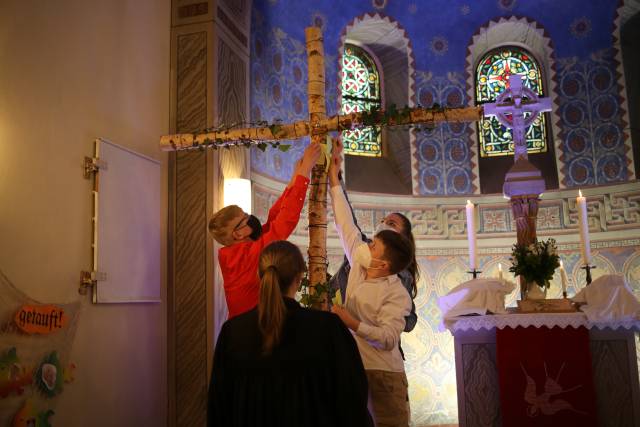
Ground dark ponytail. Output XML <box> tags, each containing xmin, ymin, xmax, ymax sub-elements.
<box><xmin>393</xmin><ymin>212</ymin><xmax>419</xmax><ymax>299</ymax></box>
<box><xmin>257</xmin><ymin>241</ymin><xmax>306</xmax><ymax>355</ymax></box>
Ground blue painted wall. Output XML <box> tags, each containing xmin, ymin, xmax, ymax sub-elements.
<box><xmin>249</xmin><ymin>0</ymin><xmax>630</xmax><ymax>193</ymax></box>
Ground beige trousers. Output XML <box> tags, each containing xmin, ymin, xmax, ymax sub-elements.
<box><xmin>366</xmin><ymin>370</ymin><xmax>409</xmax><ymax>427</ymax></box>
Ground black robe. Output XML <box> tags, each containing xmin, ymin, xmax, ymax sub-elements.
<box><xmin>208</xmin><ymin>298</ymin><xmax>373</xmax><ymax>427</ymax></box>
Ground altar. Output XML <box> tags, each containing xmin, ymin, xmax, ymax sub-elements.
<box><xmin>448</xmin><ymin>313</ymin><xmax>640</xmax><ymax>427</ymax></box>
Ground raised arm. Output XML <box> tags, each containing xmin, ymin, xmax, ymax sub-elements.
<box><xmin>257</xmin><ymin>142</ymin><xmax>321</xmax><ymax>244</ymax></box>
<box><xmin>338</xmin><ymin>175</ymin><xmax>369</xmax><ymax>243</ymax></box>
<box><xmin>329</xmin><ymin>140</ymin><xmax>366</xmax><ymax>265</ymax></box>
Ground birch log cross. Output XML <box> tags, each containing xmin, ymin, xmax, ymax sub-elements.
<box><xmin>160</xmin><ymin>27</ymin><xmax>483</xmax><ymax>307</ymax></box>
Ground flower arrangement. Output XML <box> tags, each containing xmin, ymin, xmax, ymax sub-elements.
<box><xmin>509</xmin><ymin>238</ymin><xmax>560</xmax><ymax>289</ymax></box>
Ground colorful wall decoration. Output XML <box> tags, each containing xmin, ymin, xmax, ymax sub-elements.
<box><xmin>249</xmin><ymin>0</ymin><xmax>635</xmax><ymax>194</ymax></box>
<box><xmin>252</xmin><ymin>173</ymin><xmax>640</xmax><ymax>425</ymax></box>
<box><xmin>0</xmin><ymin>272</ymin><xmax>78</xmax><ymax>426</ymax></box>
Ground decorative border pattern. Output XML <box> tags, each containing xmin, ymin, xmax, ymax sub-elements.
<box><xmin>253</xmin><ymin>174</ymin><xmax>640</xmax><ymax>245</ymax></box>
<box><xmin>449</xmin><ymin>312</ymin><xmax>640</xmax><ymax>332</ymax></box>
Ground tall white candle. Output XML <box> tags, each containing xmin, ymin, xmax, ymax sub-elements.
<box><xmin>498</xmin><ymin>263</ymin><xmax>503</xmax><ymax>280</ymax></box>
<box><xmin>466</xmin><ymin>200</ymin><xmax>477</xmax><ymax>270</ymax></box>
<box><xmin>559</xmin><ymin>260</ymin><xmax>568</xmax><ymax>295</ymax></box>
<box><xmin>576</xmin><ymin>190</ymin><xmax>591</xmax><ymax>265</ymax></box>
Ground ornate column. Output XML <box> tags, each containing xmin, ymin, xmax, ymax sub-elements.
<box><xmin>510</xmin><ymin>195</ymin><xmax>540</xmax><ymax>246</ymax></box>
<box><xmin>503</xmin><ymin>158</ymin><xmax>545</xmax><ymax>300</ymax></box>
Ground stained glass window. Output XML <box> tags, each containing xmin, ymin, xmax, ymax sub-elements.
<box><xmin>476</xmin><ymin>47</ymin><xmax>548</xmax><ymax>157</ymax></box>
<box><xmin>341</xmin><ymin>44</ymin><xmax>382</xmax><ymax>157</ymax></box>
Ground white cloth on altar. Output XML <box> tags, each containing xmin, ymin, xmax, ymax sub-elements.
<box><xmin>572</xmin><ymin>274</ymin><xmax>640</xmax><ymax>322</ymax></box>
<box><xmin>438</xmin><ymin>278</ymin><xmax>516</xmax><ymax>331</ymax></box>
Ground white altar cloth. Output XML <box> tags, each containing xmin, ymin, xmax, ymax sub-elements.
<box><xmin>445</xmin><ymin>312</ymin><xmax>640</xmax><ymax>333</ymax></box>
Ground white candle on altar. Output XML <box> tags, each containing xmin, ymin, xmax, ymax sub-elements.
<box><xmin>498</xmin><ymin>263</ymin><xmax>503</xmax><ymax>280</ymax></box>
<box><xmin>466</xmin><ymin>200</ymin><xmax>477</xmax><ymax>270</ymax></box>
<box><xmin>576</xmin><ymin>190</ymin><xmax>591</xmax><ymax>265</ymax></box>
<box><xmin>559</xmin><ymin>260</ymin><xmax>568</xmax><ymax>295</ymax></box>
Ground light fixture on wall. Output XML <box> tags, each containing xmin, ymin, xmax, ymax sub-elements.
<box><xmin>223</xmin><ymin>178</ymin><xmax>252</xmax><ymax>214</ymax></box>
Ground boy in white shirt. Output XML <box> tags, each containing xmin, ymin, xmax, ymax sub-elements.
<box><xmin>328</xmin><ymin>139</ymin><xmax>413</xmax><ymax>427</ymax></box>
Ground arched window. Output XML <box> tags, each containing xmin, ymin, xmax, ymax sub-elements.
<box><xmin>476</xmin><ymin>46</ymin><xmax>548</xmax><ymax>157</ymax></box>
<box><xmin>340</xmin><ymin>44</ymin><xmax>382</xmax><ymax>157</ymax></box>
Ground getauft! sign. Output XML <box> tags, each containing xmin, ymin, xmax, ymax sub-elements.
<box><xmin>14</xmin><ymin>305</ymin><xmax>68</xmax><ymax>334</ymax></box>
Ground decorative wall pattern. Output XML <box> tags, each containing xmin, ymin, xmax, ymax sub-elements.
<box><xmin>557</xmin><ymin>48</ymin><xmax>632</xmax><ymax>187</ymax></box>
<box><xmin>415</xmin><ymin>71</ymin><xmax>476</xmax><ymax>195</ymax></box>
<box><xmin>256</xmin><ymin>180</ymin><xmax>640</xmax><ymax>240</ymax></box>
<box><xmin>252</xmin><ymin>175</ymin><xmax>640</xmax><ymax>426</ymax></box>
<box><xmin>249</xmin><ymin>13</ymin><xmax>312</xmax><ymax>181</ymax></box>
<box><xmin>250</xmin><ymin>0</ymin><xmax>636</xmax><ymax>194</ymax></box>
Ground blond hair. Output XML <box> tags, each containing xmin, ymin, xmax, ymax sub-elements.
<box><xmin>208</xmin><ymin>205</ymin><xmax>244</xmax><ymax>245</ymax></box>
<box><xmin>258</xmin><ymin>241</ymin><xmax>306</xmax><ymax>355</ymax></box>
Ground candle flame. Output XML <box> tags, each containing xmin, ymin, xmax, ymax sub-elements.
<box><xmin>579</xmin><ymin>189</ymin><xmax>582</xmax><ymax>197</ymax></box>
<box><xmin>467</xmin><ymin>200</ymin><xmax>472</xmax><ymax>205</ymax></box>
<box><xmin>560</xmin><ymin>260</ymin><xmax>564</xmax><ymax>268</ymax></box>
<box><xmin>498</xmin><ymin>263</ymin><xmax>502</xmax><ymax>271</ymax></box>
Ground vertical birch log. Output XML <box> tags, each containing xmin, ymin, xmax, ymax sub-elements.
<box><xmin>305</xmin><ymin>26</ymin><xmax>328</xmax><ymax>309</ymax></box>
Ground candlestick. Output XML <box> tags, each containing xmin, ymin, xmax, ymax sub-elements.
<box><xmin>559</xmin><ymin>260</ymin><xmax>568</xmax><ymax>298</ymax></box>
<box><xmin>467</xmin><ymin>269</ymin><xmax>481</xmax><ymax>279</ymax></box>
<box><xmin>498</xmin><ymin>263</ymin><xmax>503</xmax><ymax>280</ymax></box>
<box><xmin>466</xmin><ymin>200</ymin><xmax>477</xmax><ymax>271</ymax></box>
<box><xmin>576</xmin><ymin>190</ymin><xmax>591</xmax><ymax>265</ymax></box>
<box><xmin>581</xmin><ymin>264</ymin><xmax>595</xmax><ymax>286</ymax></box>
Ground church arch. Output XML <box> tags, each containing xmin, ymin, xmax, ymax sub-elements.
<box><xmin>465</xmin><ymin>16</ymin><xmax>562</xmax><ymax>194</ymax></box>
<box><xmin>338</xmin><ymin>13</ymin><xmax>416</xmax><ymax>195</ymax></box>
<box><xmin>617</xmin><ymin>0</ymin><xmax>640</xmax><ymax>178</ymax></box>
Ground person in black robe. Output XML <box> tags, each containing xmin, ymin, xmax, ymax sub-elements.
<box><xmin>208</xmin><ymin>240</ymin><xmax>373</xmax><ymax>427</ymax></box>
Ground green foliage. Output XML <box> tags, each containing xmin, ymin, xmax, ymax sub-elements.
<box><xmin>298</xmin><ymin>275</ymin><xmax>336</xmax><ymax>308</ymax></box>
<box><xmin>192</xmin><ymin>104</ymin><xmax>451</xmax><ymax>151</ymax></box>
<box><xmin>268</xmin><ymin>123</ymin><xmax>283</xmax><ymax>137</ymax></box>
<box><xmin>509</xmin><ymin>238</ymin><xmax>560</xmax><ymax>288</ymax></box>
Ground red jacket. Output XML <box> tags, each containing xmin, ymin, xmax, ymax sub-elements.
<box><xmin>218</xmin><ymin>175</ymin><xmax>310</xmax><ymax>319</ymax></box>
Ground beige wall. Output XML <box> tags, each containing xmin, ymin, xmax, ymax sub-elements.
<box><xmin>0</xmin><ymin>1</ymin><xmax>169</xmax><ymax>426</ymax></box>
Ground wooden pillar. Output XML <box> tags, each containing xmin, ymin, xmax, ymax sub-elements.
<box><xmin>510</xmin><ymin>195</ymin><xmax>540</xmax><ymax>246</ymax></box>
<box><xmin>305</xmin><ymin>27</ymin><xmax>328</xmax><ymax>308</ymax></box>
<box><xmin>168</xmin><ymin>1</ymin><xmax>251</xmax><ymax>425</ymax></box>
<box><xmin>510</xmin><ymin>194</ymin><xmax>541</xmax><ymax>300</ymax></box>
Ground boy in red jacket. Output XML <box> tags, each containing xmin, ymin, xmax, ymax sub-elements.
<box><xmin>209</xmin><ymin>142</ymin><xmax>321</xmax><ymax>318</ymax></box>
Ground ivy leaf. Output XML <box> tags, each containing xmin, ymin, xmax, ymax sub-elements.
<box><xmin>257</xmin><ymin>143</ymin><xmax>268</xmax><ymax>152</ymax></box>
<box><xmin>268</xmin><ymin>123</ymin><xmax>283</xmax><ymax>137</ymax></box>
<box><xmin>278</xmin><ymin>144</ymin><xmax>291</xmax><ymax>152</ymax></box>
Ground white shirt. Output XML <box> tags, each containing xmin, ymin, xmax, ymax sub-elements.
<box><xmin>330</xmin><ymin>185</ymin><xmax>411</xmax><ymax>372</ymax></box>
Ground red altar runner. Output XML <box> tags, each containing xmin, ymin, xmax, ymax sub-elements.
<box><xmin>496</xmin><ymin>326</ymin><xmax>598</xmax><ymax>427</ymax></box>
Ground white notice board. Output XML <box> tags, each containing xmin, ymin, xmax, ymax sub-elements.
<box><xmin>93</xmin><ymin>138</ymin><xmax>161</xmax><ymax>303</ymax></box>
